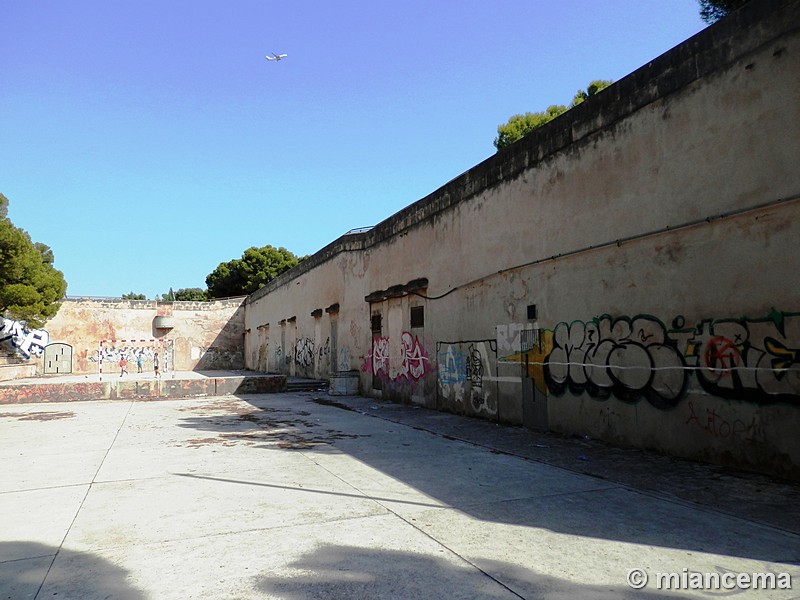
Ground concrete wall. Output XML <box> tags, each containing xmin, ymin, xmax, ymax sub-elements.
<box><xmin>39</xmin><ymin>297</ymin><xmax>246</xmax><ymax>375</ymax></box>
<box><xmin>0</xmin><ymin>353</ymin><xmax>36</xmax><ymax>381</ymax></box>
<box><xmin>243</xmin><ymin>0</ymin><xmax>800</xmax><ymax>479</ymax></box>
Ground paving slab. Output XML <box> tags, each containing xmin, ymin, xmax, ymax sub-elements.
<box><xmin>1</xmin><ymin>393</ymin><xmax>799</xmax><ymax>599</ymax></box>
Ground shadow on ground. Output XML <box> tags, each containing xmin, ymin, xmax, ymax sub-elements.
<box><xmin>0</xmin><ymin>541</ymin><xmax>146</xmax><ymax>600</ymax></box>
<box><xmin>173</xmin><ymin>394</ymin><xmax>800</xmax><ymax>567</ymax></box>
<box><xmin>255</xmin><ymin>544</ymin><xmax>690</xmax><ymax>600</ymax></box>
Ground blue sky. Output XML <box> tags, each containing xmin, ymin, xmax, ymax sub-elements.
<box><xmin>1</xmin><ymin>1</ymin><xmax>707</xmax><ymax>299</ymax></box>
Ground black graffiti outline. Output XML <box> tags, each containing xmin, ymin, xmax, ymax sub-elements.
<box><xmin>543</xmin><ymin>315</ymin><xmax>688</xmax><ymax>410</ymax></box>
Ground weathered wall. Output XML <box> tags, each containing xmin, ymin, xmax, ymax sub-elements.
<box><xmin>244</xmin><ymin>0</ymin><xmax>800</xmax><ymax>478</ymax></box>
<box><xmin>0</xmin><ymin>318</ymin><xmax>49</xmax><ymax>380</ymax></box>
<box><xmin>39</xmin><ymin>297</ymin><xmax>246</xmax><ymax>375</ymax></box>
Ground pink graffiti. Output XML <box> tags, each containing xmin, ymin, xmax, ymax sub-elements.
<box><xmin>362</xmin><ymin>332</ymin><xmax>432</xmax><ymax>383</ymax></box>
<box><xmin>400</xmin><ymin>332</ymin><xmax>426</xmax><ymax>380</ymax></box>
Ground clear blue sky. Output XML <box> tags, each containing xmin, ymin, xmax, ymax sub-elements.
<box><xmin>1</xmin><ymin>1</ymin><xmax>708</xmax><ymax>299</ymax></box>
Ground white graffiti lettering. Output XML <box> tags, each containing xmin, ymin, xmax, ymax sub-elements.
<box><xmin>0</xmin><ymin>318</ymin><xmax>49</xmax><ymax>360</ymax></box>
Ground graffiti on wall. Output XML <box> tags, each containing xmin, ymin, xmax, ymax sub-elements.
<box><xmin>685</xmin><ymin>401</ymin><xmax>763</xmax><ymax>440</ymax></box>
<box><xmin>89</xmin><ymin>346</ymin><xmax>166</xmax><ymax>365</ymax></box>
<box><xmin>503</xmin><ymin>309</ymin><xmax>800</xmax><ymax>409</ymax></box>
<box><xmin>0</xmin><ymin>318</ymin><xmax>49</xmax><ymax>360</ymax></box>
<box><xmin>497</xmin><ymin>323</ymin><xmax>529</xmax><ymax>355</ymax></box>
<box><xmin>318</xmin><ymin>337</ymin><xmax>330</xmax><ymax>366</ymax></box>
<box><xmin>436</xmin><ymin>339</ymin><xmax>497</xmax><ymax>414</ymax></box>
<box><xmin>295</xmin><ymin>338</ymin><xmax>315</xmax><ymax>368</ymax></box>
<box><xmin>543</xmin><ymin>315</ymin><xmax>687</xmax><ymax>409</ymax></box>
<box><xmin>338</xmin><ymin>347</ymin><xmax>352</xmax><ymax>371</ymax></box>
<box><xmin>292</xmin><ymin>337</ymin><xmax>332</xmax><ymax>372</ymax></box>
<box><xmin>362</xmin><ymin>331</ymin><xmax>433</xmax><ymax>385</ymax></box>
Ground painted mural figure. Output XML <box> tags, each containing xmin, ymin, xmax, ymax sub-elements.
<box><xmin>119</xmin><ymin>356</ymin><xmax>128</xmax><ymax>377</ymax></box>
<box><xmin>154</xmin><ymin>352</ymin><xmax>161</xmax><ymax>378</ymax></box>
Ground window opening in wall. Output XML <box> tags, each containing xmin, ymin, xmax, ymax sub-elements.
<box><xmin>371</xmin><ymin>313</ymin><xmax>382</xmax><ymax>333</ymax></box>
<box><xmin>410</xmin><ymin>306</ymin><xmax>424</xmax><ymax>329</ymax></box>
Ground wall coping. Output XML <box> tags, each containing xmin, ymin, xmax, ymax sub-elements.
<box><xmin>59</xmin><ymin>297</ymin><xmax>247</xmax><ymax>311</ymax></box>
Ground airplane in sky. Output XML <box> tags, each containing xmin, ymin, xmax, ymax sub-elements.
<box><xmin>265</xmin><ymin>53</ymin><xmax>287</xmax><ymax>61</ymax></box>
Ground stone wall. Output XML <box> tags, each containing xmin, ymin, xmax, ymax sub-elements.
<box><xmin>39</xmin><ymin>297</ymin><xmax>246</xmax><ymax>375</ymax></box>
<box><xmin>243</xmin><ymin>0</ymin><xmax>800</xmax><ymax>479</ymax></box>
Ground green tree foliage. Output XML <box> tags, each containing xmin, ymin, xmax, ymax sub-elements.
<box><xmin>494</xmin><ymin>106</ymin><xmax>568</xmax><ymax>151</ymax></box>
<box><xmin>569</xmin><ymin>80</ymin><xmax>614</xmax><ymax>107</ymax></box>
<box><xmin>0</xmin><ymin>193</ymin><xmax>67</xmax><ymax>327</ymax></box>
<box><xmin>173</xmin><ymin>288</ymin><xmax>207</xmax><ymax>301</ymax></box>
<box><xmin>494</xmin><ymin>80</ymin><xmax>614</xmax><ymax>151</ymax></box>
<box><xmin>206</xmin><ymin>245</ymin><xmax>302</xmax><ymax>298</ymax></box>
<box><xmin>121</xmin><ymin>292</ymin><xmax>147</xmax><ymax>300</ymax></box>
<box><xmin>158</xmin><ymin>287</ymin><xmax>207</xmax><ymax>301</ymax></box>
<box><xmin>698</xmin><ymin>0</ymin><xmax>749</xmax><ymax>23</ymax></box>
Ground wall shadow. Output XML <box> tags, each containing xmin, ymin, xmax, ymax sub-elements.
<box><xmin>172</xmin><ymin>395</ymin><xmax>800</xmax><ymax>567</ymax></box>
<box><xmin>0</xmin><ymin>541</ymin><xmax>146</xmax><ymax>599</ymax></box>
<box><xmin>255</xmin><ymin>544</ymin><xmax>689</xmax><ymax>599</ymax></box>
<box><xmin>189</xmin><ymin>303</ymin><xmax>246</xmax><ymax>371</ymax></box>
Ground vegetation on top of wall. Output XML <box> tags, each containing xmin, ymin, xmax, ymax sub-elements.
<box><xmin>493</xmin><ymin>80</ymin><xmax>614</xmax><ymax>151</ymax></box>
<box><xmin>121</xmin><ymin>292</ymin><xmax>147</xmax><ymax>300</ymax></box>
<box><xmin>0</xmin><ymin>193</ymin><xmax>67</xmax><ymax>328</ymax></box>
<box><xmin>167</xmin><ymin>287</ymin><xmax>208</xmax><ymax>301</ymax></box>
<box><xmin>206</xmin><ymin>245</ymin><xmax>304</xmax><ymax>299</ymax></box>
<box><xmin>699</xmin><ymin>0</ymin><xmax>750</xmax><ymax>23</ymax></box>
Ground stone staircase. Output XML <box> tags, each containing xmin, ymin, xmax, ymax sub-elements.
<box><xmin>286</xmin><ymin>377</ymin><xmax>330</xmax><ymax>393</ymax></box>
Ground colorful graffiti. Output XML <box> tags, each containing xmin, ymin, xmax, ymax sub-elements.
<box><xmin>89</xmin><ymin>346</ymin><xmax>158</xmax><ymax>364</ymax></box>
<box><xmin>363</xmin><ymin>331</ymin><xmax>434</xmax><ymax>384</ymax></box>
<box><xmin>0</xmin><ymin>318</ymin><xmax>49</xmax><ymax>360</ymax></box>
<box><xmin>504</xmin><ymin>309</ymin><xmax>800</xmax><ymax>408</ymax></box>
<box><xmin>436</xmin><ymin>340</ymin><xmax>497</xmax><ymax>414</ymax></box>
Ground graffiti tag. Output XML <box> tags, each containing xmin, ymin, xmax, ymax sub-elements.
<box><xmin>0</xmin><ymin>318</ymin><xmax>49</xmax><ymax>360</ymax></box>
<box><xmin>363</xmin><ymin>331</ymin><xmax>433</xmax><ymax>384</ymax></box>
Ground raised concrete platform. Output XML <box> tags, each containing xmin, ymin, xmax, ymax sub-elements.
<box><xmin>0</xmin><ymin>371</ymin><xmax>287</xmax><ymax>404</ymax></box>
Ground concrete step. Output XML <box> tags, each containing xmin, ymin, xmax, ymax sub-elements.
<box><xmin>286</xmin><ymin>378</ymin><xmax>330</xmax><ymax>393</ymax></box>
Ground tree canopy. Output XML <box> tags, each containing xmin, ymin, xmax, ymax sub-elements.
<box><xmin>206</xmin><ymin>245</ymin><xmax>303</xmax><ymax>298</ymax></box>
<box><xmin>121</xmin><ymin>292</ymin><xmax>147</xmax><ymax>300</ymax></box>
<box><xmin>0</xmin><ymin>193</ymin><xmax>67</xmax><ymax>327</ymax></box>
<box><xmin>158</xmin><ymin>287</ymin><xmax>207</xmax><ymax>301</ymax></box>
<box><xmin>494</xmin><ymin>80</ymin><xmax>613</xmax><ymax>151</ymax></box>
<box><xmin>698</xmin><ymin>0</ymin><xmax>749</xmax><ymax>23</ymax></box>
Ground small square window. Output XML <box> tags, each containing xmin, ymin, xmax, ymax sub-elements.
<box><xmin>410</xmin><ymin>306</ymin><xmax>424</xmax><ymax>328</ymax></box>
<box><xmin>371</xmin><ymin>314</ymin><xmax>382</xmax><ymax>333</ymax></box>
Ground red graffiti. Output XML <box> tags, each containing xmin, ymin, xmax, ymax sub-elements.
<box><xmin>685</xmin><ymin>401</ymin><xmax>757</xmax><ymax>439</ymax></box>
<box><xmin>702</xmin><ymin>336</ymin><xmax>741</xmax><ymax>377</ymax></box>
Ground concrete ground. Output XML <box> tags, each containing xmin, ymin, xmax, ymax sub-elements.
<box><xmin>1</xmin><ymin>391</ymin><xmax>799</xmax><ymax>599</ymax></box>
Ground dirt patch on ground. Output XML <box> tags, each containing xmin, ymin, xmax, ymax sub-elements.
<box><xmin>0</xmin><ymin>411</ymin><xmax>76</xmax><ymax>421</ymax></box>
<box><xmin>176</xmin><ymin>399</ymin><xmax>367</xmax><ymax>450</ymax></box>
